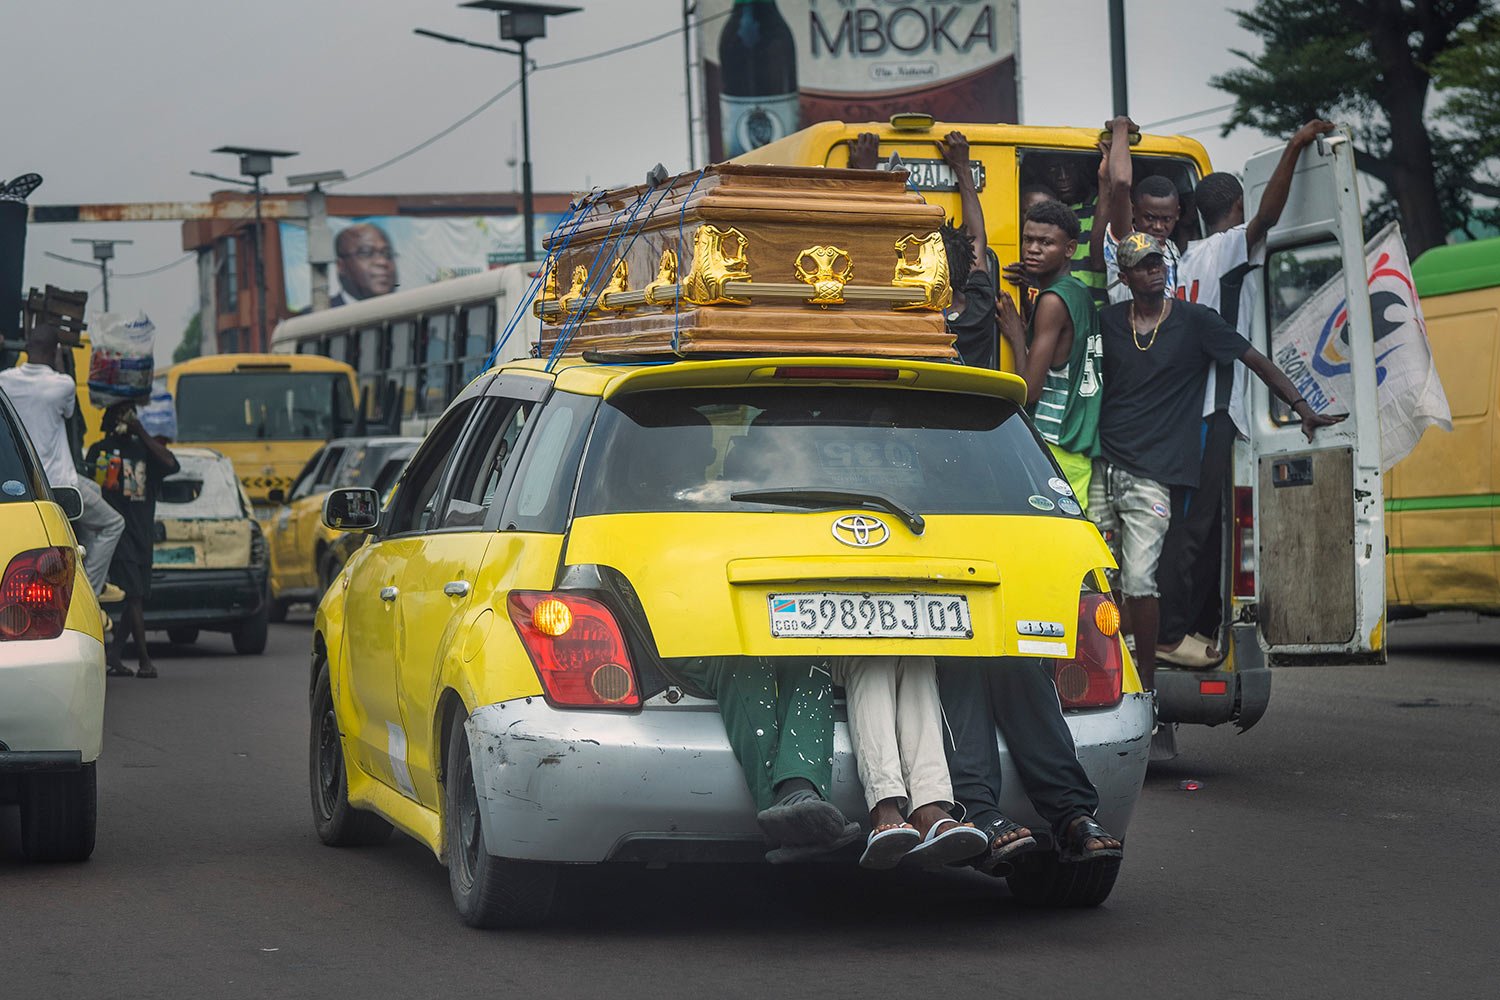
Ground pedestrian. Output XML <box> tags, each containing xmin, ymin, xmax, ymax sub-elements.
<box><xmin>0</xmin><ymin>323</ymin><xmax>125</xmax><ymax>604</ymax></box>
<box><xmin>86</xmin><ymin>402</ymin><xmax>179</xmax><ymax>678</ymax></box>
<box><xmin>1092</xmin><ymin>232</ymin><xmax>1345</xmax><ymax>690</ymax></box>
<box><xmin>997</xmin><ymin>199</ymin><xmax>1104</xmax><ymax>505</ymax></box>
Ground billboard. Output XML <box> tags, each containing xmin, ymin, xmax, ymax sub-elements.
<box><xmin>278</xmin><ymin>214</ymin><xmax>561</xmax><ymax>314</ymax></box>
<box><xmin>700</xmin><ymin>0</ymin><xmax>1019</xmax><ymax>161</ymax></box>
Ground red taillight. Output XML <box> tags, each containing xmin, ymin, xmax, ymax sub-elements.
<box><xmin>0</xmin><ymin>546</ymin><xmax>76</xmax><ymax>641</ymax></box>
<box><xmin>1233</xmin><ymin>486</ymin><xmax>1255</xmax><ymax>599</ymax></box>
<box><xmin>507</xmin><ymin>591</ymin><xmax>640</xmax><ymax>709</ymax></box>
<box><xmin>772</xmin><ymin>366</ymin><xmax>900</xmax><ymax>381</ymax></box>
<box><xmin>1053</xmin><ymin>591</ymin><xmax>1124</xmax><ymax>710</ymax></box>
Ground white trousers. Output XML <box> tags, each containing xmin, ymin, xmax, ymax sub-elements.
<box><xmin>834</xmin><ymin>655</ymin><xmax>954</xmax><ymax>814</ymax></box>
<box><xmin>74</xmin><ymin>478</ymin><xmax>124</xmax><ymax>595</ymax></box>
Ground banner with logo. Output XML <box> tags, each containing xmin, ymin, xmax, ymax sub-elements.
<box><xmin>278</xmin><ymin>214</ymin><xmax>561</xmax><ymax>314</ymax></box>
<box><xmin>1270</xmin><ymin>222</ymin><xmax>1452</xmax><ymax>470</ymax></box>
<box><xmin>700</xmin><ymin>0</ymin><xmax>1019</xmax><ymax>162</ymax></box>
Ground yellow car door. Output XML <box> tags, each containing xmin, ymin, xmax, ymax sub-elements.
<box><xmin>341</xmin><ymin>413</ymin><xmax>475</xmax><ymax>799</ymax></box>
<box><xmin>394</xmin><ymin>384</ymin><xmax>544</xmax><ymax>809</ymax></box>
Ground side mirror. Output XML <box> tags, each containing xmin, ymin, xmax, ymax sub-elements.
<box><xmin>322</xmin><ymin>487</ymin><xmax>380</xmax><ymax>533</ymax></box>
<box><xmin>266</xmin><ymin>487</ymin><xmax>286</xmax><ymax>506</ymax></box>
<box><xmin>53</xmin><ymin>485</ymin><xmax>84</xmax><ymax>521</ymax></box>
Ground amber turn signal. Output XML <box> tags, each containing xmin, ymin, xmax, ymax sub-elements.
<box><xmin>1094</xmin><ymin>599</ymin><xmax>1121</xmax><ymax>637</ymax></box>
<box><xmin>532</xmin><ymin>598</ymin><xmax>573</xmax><ymax>637</ymax></box>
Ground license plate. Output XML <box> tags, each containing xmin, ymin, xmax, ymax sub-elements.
<box><xmin>879</xmin><ymin>157</ymin><xmax>986</xmax><ymax>192</ymax></box>
<box><xmin>768</xmin><ymin>592</ymin><xmax>973</xmax><ymax>639</ymax></box>
<box><xmin>153</xmin><ymin>544</ymin><xmax>197</xmax><ymax>566</ymax></box>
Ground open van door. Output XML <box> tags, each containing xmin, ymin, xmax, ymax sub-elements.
<box><xmin>1243</xmin><ymin>129</ymin><xmax>1386</xmax><ymax>663</ymax></box>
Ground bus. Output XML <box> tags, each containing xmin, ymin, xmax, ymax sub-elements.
<box><xmin>166</xmin><ymin>354</ymin><xmax>358</xmax><ymax>515</ymax></box>
<box><xmin>269</xmin><ymin>265</ymin><xmax>542</xmax><ymax>437</ymax></box>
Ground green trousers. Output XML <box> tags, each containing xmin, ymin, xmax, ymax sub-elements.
<box><xmin>676</xmin><ymin>657</ymin><xmax>834</xmax><ymax>811</ymax></box>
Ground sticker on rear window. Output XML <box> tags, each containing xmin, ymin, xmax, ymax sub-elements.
<box><xmin>1047</xmin><ymin>477</ymin><xmax>1073</xmax><ymax>497</ymax></box>
<box><xmin>1057</xmin><ymin>497</ymin><xmax>1081</xmax><ymax>516</ymax></box>
<box><xmin>2</xmin><ymin>480</ymin><xmax>24</xmax><ymax>496</ymax></box>
<box><xmin>1027</xmin><ymin>494</ymin><xmax>1055</xmax><ymax>511</ymax></box>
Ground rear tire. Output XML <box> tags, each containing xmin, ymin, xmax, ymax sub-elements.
<box><xmin>444</xmin><ymin>713</ymin><xmax>556</xmax><ymax>928</ymax></box>
<box><xmin>232</xmin><ymin>605</ymin><xmax>270</xmax><ymax>655</ymax></box>
<box><xmin>166</xmin><ymin>627</ymin><xmax>199</xmax><ymax>645</ymax></box>
<box><xmin>310</xmin><ymin>661</ymin><xmax>392</xmax><ymax>847</ymax></box>
<box><xmin>1005</xmin><ymin>851</ymin><xmax>1121</xmax><ymax>908</ymax></box>
<box><xmin>20</xmin><ymin>763</ymin><xmax>97</xmax><ymax>862</ymax></box>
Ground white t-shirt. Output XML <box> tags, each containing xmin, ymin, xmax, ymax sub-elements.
<box><xmin>0</xmin><ymin>363</ymin><xmax>79</xmax><ymax>488</ymax></box>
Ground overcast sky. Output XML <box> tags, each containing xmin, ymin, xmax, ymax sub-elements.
<box><xmin>4</xmin><ymin>0</ymin><xmax>1282</xmax><ymax>361</ymax></box>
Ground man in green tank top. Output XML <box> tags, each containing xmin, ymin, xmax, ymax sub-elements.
<box><xmin>998</xmin><ymin>200</ymin><xmax>1103</xmax><ymax>507</ymax></box>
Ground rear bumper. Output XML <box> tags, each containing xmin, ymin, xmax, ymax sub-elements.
<box><xmin>0</xmin><ymin>629</ymin><xmax>105</xmax><ymax>762</ymax></box>
<box><xmin>1156</xmin><ymin>623</ymin><xmax>1271</xmax><ymax>732</ymax></box>
<box><xmin>465</xmin><ymin>691</ymin><xmax>1152</xmax><ymax>864</ymax></box>
<box><xmin>145</xmin><ymin>567</ymin><xmax>266</xmax><ymax>629</ymax></box>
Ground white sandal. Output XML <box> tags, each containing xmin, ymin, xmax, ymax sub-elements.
<box><xmin>1157</xmin><ymin>633</ymin><xmax>1223</xmax><ymax>668</ymax></box>
<box><xmin>902</xmin><ymin>818</ymin><xmax>988</xmax><ymax>870</ymax></box>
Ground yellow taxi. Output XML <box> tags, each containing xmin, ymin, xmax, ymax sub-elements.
<box><xmin>264</xmin><ymin>436</ymin><xmax>418</xmax><ymax>620</ymax></box>
<box><xmin>309</xmin><ymin>354</ymin><xmax>1151</xmax><ymax>927</ymax></box>
<box><xmin>0</xmin><ymin>389</ymin><xmax>105</xmax><ymax>862</ymax></box>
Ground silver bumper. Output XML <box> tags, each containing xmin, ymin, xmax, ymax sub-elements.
<box><xmin>465</xmin><ymin>692</ymin><xmax>1151</xmax><ymax>864</ymax></box>
<box><xmin>0</xmin><ymin>629</ymin><xmax>106</xmax><ymax>763</ymax></box>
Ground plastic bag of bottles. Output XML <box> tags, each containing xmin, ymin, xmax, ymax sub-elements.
<box><xmin>87</xmin><ymin>311</ymin><xmax>156</xmax><ymax>409</ymax></box>
<box><xmin>138</xmin><ymin>385</ymin><xmax>177</xmax><ymax>440</ymax></box>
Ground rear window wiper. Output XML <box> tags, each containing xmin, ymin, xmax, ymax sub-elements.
<box><xmin>729</xmin><ymin>487</ymin><xmax>925</xmax><ymax>536</ymax></box>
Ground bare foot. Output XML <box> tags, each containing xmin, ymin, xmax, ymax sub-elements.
<box><xmin>869</xmin><ymin>797</ymin><xmax>906</xmax><ymax>833</ymax></box>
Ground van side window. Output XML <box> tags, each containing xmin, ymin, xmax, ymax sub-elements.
<box><xmin>384</xmin><ymin>403</ymin><xmax>476</xmax><ymax>535</ymax></box>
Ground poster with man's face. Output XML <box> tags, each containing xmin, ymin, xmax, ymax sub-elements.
<box><xmin>279</xmin><ymin>214</ymin><xmax>562</xmax><ymax>312</ymax></box>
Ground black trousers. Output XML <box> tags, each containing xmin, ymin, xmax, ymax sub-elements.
<box><xmin>936</xmin><ymin>657</ymin><xmax>1099</xmax><ymax>839</ymax></box>
<box><xmin>1158</xmin><ymin>411</ymin><xmax>1238</xmax><ymax>647</ymax></box>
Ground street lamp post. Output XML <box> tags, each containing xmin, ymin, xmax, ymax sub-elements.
<box><xmin>46</xmin><ymin>238</ymin><xmax>134</xmax><ymax>312</ymax></box>
<box><xmin>451</xmin><ymin>2</ymin><xmax>579</xmax><ymax>261</ymax></box>
<box><xmin>208</xmin><ymin>146</ymin><xmax>297</xmax><ymax>351</ymax></box>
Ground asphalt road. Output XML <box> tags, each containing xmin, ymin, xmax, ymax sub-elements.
<box><xmin>6</xmin><ymin>614</ymin><xmax>1498</xmax><ymax>1000</ymax></box>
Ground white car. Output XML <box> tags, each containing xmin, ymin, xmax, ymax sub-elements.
<box><xmin>0</xmin><ymin>389</ymin><xmax>105</xmax><ymax>862</ymax></box>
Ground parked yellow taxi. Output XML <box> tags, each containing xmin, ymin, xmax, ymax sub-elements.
<box><xmin>309</xmin><ymin>355</ymin><xmax>1150</xmax><ymax>927</ymax></box>
<box><xmin>265</xmin><ymin>436</ymin><xmax>418</xmax><ymax>619</ymax></box>
<box><xmin>0</xmin><ymin>390</ymin><xmax>105</xmax><ymax>861</ymax></box>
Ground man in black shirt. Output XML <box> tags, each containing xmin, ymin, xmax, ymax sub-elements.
<box><xmin>87</xmin><ymin>403</ymin><xmax>180</xmax><ymax>678</ymax></box>
<box><xmin>1092</xmin><ymin>233</ymin><xmax>1344</xmax><ymax>688</ymax></box>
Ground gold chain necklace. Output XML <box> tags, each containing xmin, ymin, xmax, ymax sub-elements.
<box><xmin>1130</xmin><ymin>299</ymin><xmax>1167</xmax><ymax>351</ymax></box>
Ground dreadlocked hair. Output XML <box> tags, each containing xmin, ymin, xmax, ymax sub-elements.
<box><xmin>939</xmin><ymin>219</ymin><xmax>975</xmax><ymax>287</ymax></box>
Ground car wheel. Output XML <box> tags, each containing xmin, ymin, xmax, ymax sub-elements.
<box><xmin>166</xmin><ymin>627</ymin><xmax>199</xmax><ymax>645</ymax></box>
<box><xmin>20</xmin><ymin>763</ymin><xmax>97</xmax><ymax>862</ymax></box>
<box><xmin>268</xmin><ymin>598</ymin><xmax>289</xmax><ymax>623</ymax></box>
<box><xmin>232</xmin><ymin>604</ymin><xmax>270</xmax><ymax>655</ymax></box>
<box><xmin>309</xmin><ymin>661</ymin><xmax>392</xmax><ymax>847</ymax></box>
<box><xmin>444</xmin><ymin>713</ymin><xmax>556</xmax><ymax>928</ymax></box>
<box><xmin>1005</xmin><ymin>851</ymin><xmax>1121</xmax><ymax>908</ymax></box>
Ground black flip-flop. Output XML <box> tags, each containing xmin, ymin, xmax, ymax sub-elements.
<box><xmin>756</xmin><ymin>789</ymin><xmax>848</xmax><ymax>846</ymax></box>
<box><xmin>106</xmin><ymin>663</ymin><xmax>134</xmax><ymax>677</ymax></box>
<box><xmin>1059</xmin><ymin>815</ymin><xmax>1123</xmax><ymax>863</ymax></box>
<box><xmin>135</xmin><ymin>664</ymin><xmax>158</xmax><ymax>680</ymax></box>
<box><xmin>975</xmin><ymin>816</ymin><xmax>1049</xmax><ymax>876</ymax></box>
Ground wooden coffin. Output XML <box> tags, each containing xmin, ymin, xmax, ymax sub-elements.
<box><xmin>533</xmin><ymin>164</ymin><xmax>956</xmax><ymax>360</ymax></box>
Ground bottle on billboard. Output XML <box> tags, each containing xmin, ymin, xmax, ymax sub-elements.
<box><xmin>718</xmin><ymin>0</ymin><xmax>799</xmax><ymax>157</ymax></box>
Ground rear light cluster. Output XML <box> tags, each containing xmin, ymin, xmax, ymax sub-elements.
<box><xmin>507</xmin><ymin>591</ymin><xmax>640</xmax><ymax>709</ymax></box>
<box><xmin>1232</xmin><ymin>486</ymin><xmax>1255</xmax><ymax>599</ymax></box>
<box><xmin>1052</xmin><ymin>589</ymin><xmax>1124</xmax><ymax>710</ymax></box>
<box><xmin>0</xmin><ymin>547</ymin><xmax>77</xmax><ymax>641</ymax></box>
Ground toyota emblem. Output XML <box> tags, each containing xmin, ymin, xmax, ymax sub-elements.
<box><xmin>831</xmin><ymin>514</ymin><xmax>890</xmax><ymax>548</ymax></box>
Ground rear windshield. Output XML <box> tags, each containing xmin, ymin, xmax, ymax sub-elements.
<box><xmin>574</xmin><ymin>386</ymin><xmax>1070</xmax><ymax>517</ymax></box>
<box><xmin>175</xmin><ymin>372</ymin><xmax>355</xmax><ymax>442</ymax></box>
<box><xmin>0</xmin><ymin>408</ymin><xmax>37</xmax><ymax>503</ymax></box>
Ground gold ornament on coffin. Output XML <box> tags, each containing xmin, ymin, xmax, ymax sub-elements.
<box><xmin>558</xmin><ymin>265</ymin><xmax>592</xmax><ymax>317</ymax></box>
<box><xmin>643</xmin><ymin>248</ymin><xmax>680</xmax><ymax>307</ymax></box>
<box><xmin>681</xmin><ymin>225</ymin><xmax>752</xmax><ymax>306</ymax></box>
<box><xmin>794</xmin><ymin>245</ymin><xmax>854</xmax><ymax>306</ymax></box>
<box><xmin>531</xmin><ymin>263</ymin><xmax>560</xmax><ymax>319</ymax></box>
<box><xmin>599</xmin><ymin>258</ymin><xmax>632</xmax><ymax>312</ymax></box>
<box><xmin>892</xmin><ymin>232</ymin><xmax>952</xmax><ymax>311</ymax></box>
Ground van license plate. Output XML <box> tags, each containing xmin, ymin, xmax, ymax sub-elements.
<box><xmin>153</xmin><ymin>544</ymin><xmax>197</xmax><ymax>566</ymax></box>
<box><xmin>768</xmin><ymin>592</ymin><xmax>972</xmax><ymax>639</ymax></box>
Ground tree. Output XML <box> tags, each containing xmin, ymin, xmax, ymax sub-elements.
<box><xmin>1211</xmin><ymin>0</ymin><xmax>1498</xmax><ymax>256</ymax></box>
<box><xmin>172</xmin><ymin>313</ymin><xmax>201</xmax><ymax>364</ymax></box>
<box><xmin>1433</xmin><ymin>12</ymin><xmax>1500</xmax><ymax>182</ymax></box>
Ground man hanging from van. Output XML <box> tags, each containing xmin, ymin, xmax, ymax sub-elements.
<box><xmin>0</xmin><ymin>323</ymin><xmax>125</xmax><ymax>604</ymax></box>
<box><xmin>1094</xmin><ymin>233</ymin><xmax>1345</xmax><ymax>691</ymax></box>
<box><xmin>1098</xmin><ymin>115</ymin><xmax>1336</xmax><ymax>668</ymax></box>
<box><xmin>996</xmin><ymin>199</ymin><xmax>1103</xmax><ymax>505</ymax></box>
